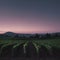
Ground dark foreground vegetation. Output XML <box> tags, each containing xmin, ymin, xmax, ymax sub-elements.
<box><xmin>0</xmin><ymin>32</ymin><xmax>60</xmax><ymax>60</ymax></box>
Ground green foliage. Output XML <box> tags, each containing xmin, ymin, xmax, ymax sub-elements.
<box><xmin>0</xmin><ymin>38</ymin><xmax>60</xmax><ymax>55</ymax></box>
<box><xmin>23</xmin><ymin>41</ymin><xmax>29</xmax><ymax>53</ymax></box>
<box><xmin>32</xmin><ymin>42</ymin><xmax>40</xmax><ymax>53</ymax></box>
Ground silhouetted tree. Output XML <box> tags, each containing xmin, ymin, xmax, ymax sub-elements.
<box><xmin>14</xmin><ymin>34</ymin><xmax>19</xmax><ymax>38</ymax></box>
<box><xmin>45</xmin><ymin>33</ymin><xmax>51</xmax><ymax>38</ymax></box>
<box><xmin>54</xmin><ymin>33</ymin><xmax>60</xmax><ymax>37</ymax></box>
<box><xmin>34</xmin><ymin>34</ymin><xmax>40</xmax><ymax>38</ymax></box>
<box><xmin>0</xmin><ymin>34</ymin><xmax>4</xmax><ymax>38</ymax></box>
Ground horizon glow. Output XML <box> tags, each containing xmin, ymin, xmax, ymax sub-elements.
<box><xmin>0</xmin><ymin>0</ymin><xmax>60</xmax><ymax>33</ymax></box>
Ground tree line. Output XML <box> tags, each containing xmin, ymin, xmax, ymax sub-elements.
<box><xmin>0</xmin><ymin>33</ymin><xmax>60</xmax><ymax>39</ymax></box>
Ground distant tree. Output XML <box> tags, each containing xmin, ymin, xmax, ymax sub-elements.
<box><xmin>22</xmin><ymin>35</ymin><xmax>26</xmax><ymax>38</ymax></box>
<box><xmin>34</xmin><ymin>34</ymin><xmax>40</xmax><ymax>38</ymax></box>
<box><xmin>29</xmin><ymin>36</ymin><xmax>33</xmax><ymax>38</ymax></box>
<box><xmin>14</xmin><ymin>34</ymin><xmax>19</xmax><ymax>38</ymax></box>
<box><xmin>0</xmin><ymin>34</ymin><xmax>4</xmax><ymax>38</ymax></box>
<box><xmin>45</xmin><ymin>33</ymin><xmax>51</xmax><ymax>38</ymax></box>
<box><xmin>54</xmin><ymin>33</ymin><xmax>59</xmax><ymax>37</ymax></box>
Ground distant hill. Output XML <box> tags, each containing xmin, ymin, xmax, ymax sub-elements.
<box><xmin>4</xmin><ymin>32</ymin><xmax>16</xmax><ymax>37</ymax></box>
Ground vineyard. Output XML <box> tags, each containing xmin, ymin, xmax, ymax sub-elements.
<box><xmin>0</xmin><ymin>38</ymin><xmax>60</xmax><ymax>60</ymax></box>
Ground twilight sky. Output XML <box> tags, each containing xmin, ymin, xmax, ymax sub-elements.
<box><xmin>0</xmin><ymin>0</ymin><xmax>60</xmax><ymax>33</ymax></box>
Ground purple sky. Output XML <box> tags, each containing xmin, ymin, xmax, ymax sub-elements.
<box><xmin>0</xmin><ymin>0</ymin><xmax>60</xmax><ymax>33</ymax></box>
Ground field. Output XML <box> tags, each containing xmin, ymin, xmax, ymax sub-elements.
<box><xmin>0</xmin><ymin>38</ymin><xmax>60</xmax><ymax>60</ymax></box>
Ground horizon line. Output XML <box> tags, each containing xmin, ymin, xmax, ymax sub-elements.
<box><xmin>0</xmin><ymin>31</ymin><xmax>60</xmax><ymax>34</ymax></box>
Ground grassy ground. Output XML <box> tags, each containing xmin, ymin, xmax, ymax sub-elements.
<box><xmin>0</xmin><ymin>37</ymin><xmax>60</xmax><ymax>48</ymax></box>
<box><xmin>0</xmin><ymin>37</ymin><xmax>60</xmax><ymax>60</ymax></box>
